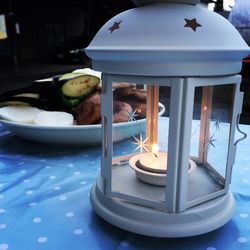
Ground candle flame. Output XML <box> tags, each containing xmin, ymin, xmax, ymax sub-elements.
<box><xmin>152</xmin><ymin>144</ymin><xmax>159</xmax><ymax>158</ymax></box>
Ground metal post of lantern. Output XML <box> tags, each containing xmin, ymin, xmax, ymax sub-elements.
<box><xmin>165</xmin><ymin>78</ymin><xmax>195</xmax><ymax>212</ymax></box>
<box><xmin>100</xmin><ymin>73</ymin><xmax>113</xmax><ymax>195</ymax></box>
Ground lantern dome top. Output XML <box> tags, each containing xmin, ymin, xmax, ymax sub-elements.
<box><xmin>86</xmin><ymin>3</ymin><xmax>250</xmax><ymax>76</ymax></box>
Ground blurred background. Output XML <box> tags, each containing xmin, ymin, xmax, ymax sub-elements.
<box><xmin>0</xmin><ymin>0</ymin><xmax>250</xmax><ymax>123</ymax></box>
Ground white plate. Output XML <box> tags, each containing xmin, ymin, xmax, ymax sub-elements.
<box><xmin>0</xmin><ymin>103</ymin><xmax>165</xmax><ymax>146</ymax></box>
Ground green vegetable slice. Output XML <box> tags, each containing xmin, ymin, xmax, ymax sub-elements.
<box><xmin>60</xmin><ymin>95</ymin><xmax>82</xmax><ymax>108</ymax></box>
<box><xmin>61</xmin><ymin>75</ymin><xmax>99</xmax><ymax>98</ymax></box>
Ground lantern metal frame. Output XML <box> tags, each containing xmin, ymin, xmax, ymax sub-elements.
<box><xmin>86</xmin><ymin>0</ymin><xmax>250</xmax><ymax>238</ymax></box>
<box><xmin>90</xmin><ymin>73</ymin><xmax>244</xmax><ymax>237</ymax></box>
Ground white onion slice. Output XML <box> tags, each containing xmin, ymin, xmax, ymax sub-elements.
<box><xmin>0</xmin><ymin>106</ymin><xmax>41</xmax><ymax>124</ymax></box>
<box><xmin>34</xmin><ymin>111</ymin><xmax>74</xmax><ymax>126</ymax></box>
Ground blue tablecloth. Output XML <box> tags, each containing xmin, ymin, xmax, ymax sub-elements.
<box><xmin>0</xmin><ymin>120</ymin><xmax>250</xmax><ymax>250</ymax></box>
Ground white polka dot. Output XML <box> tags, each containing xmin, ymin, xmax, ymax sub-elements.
<box><xmin>25</xmin><ymin>190</ymin><xmax>34</xmax><ymax>195</ymax></box>
<box><xmin>48</xmin><ymin>176</ymin><xmax>56</xmax><ymax>180</ymax></box>
<box><xmin>0</xmin><ymin>209</ymin><xmax>6</xmax><ymax>214</ymax></box>
<box><xmin>23</xmin><ymin>179</ymin><xmax>30</xmax><ymax>183</ymax></box>
<box><xmin>37</xmin><ymin>237</ymin><xmax>48</xmax><ymax>243</ymax></box>
<box><xmin>65</xmin><ymin>212</ymin><xmax>74</xmax><ymax>217</ymax></box>
<box><xmin>45</xmin><ymin>165</ymin><xmax>51</xmax><ymax>169</ymax></box>
<box><xmin>73</xmin><ymin>229</ymin><xmax>83</xmax><ymax>235</ymax></box>
<box><xmin>90</xmin><ymin>161</ymin><xmax>95</xmax><ymax>164</ymax></box>
<box><xmin>0</xmin><ymin>244</ymin><xmax>8</xmax><ymax>250</ymax></box>
<box><xmin>29</xmin><ymin>202</ymin><xmax>37</xmax><ymax>207</ymax></box>
<box><xmin>74</xmin><ymin>171</ymin><xmax>81</xmax><ymax>176</ymax></box>
<box><xmin>207</xmin><ymin>247</ymin><xmax>216</xmax><ymax>250</ymax></box>
<box><xmin>20</xmin><ymin>170</ymin><xmax>27</xmax><ymax>174</ymax></box>
<box><xmin>238</xmin><ymin>237</ymin><xmax>248</xmax><ymax>243</ymax></box>
<box><xmin>0</xmin><ymin>195</ymin><xmax>3</xmax><ymax>199</ymax></box>
<box><xmin>240</xmin><ymin>213</ymin><xmax>249</xmax><ymax>218</ymax></box>
<box><xmin>120</xmin><ymin>241</ymin><xmax>130</xmax><ymax>247</ymax></box>
<box><xmin>33</xmin><ymin>217</ymin><xmax>42</xmax><ymax>223</ymax></box>
<box><xmin>59</xmin><ymin>196</ymin><xmax>67</xmax><ymax>201</ymax></box>
<box><xmin>0</xmin><ymin>184</ymin><xmax>3</xmax><ymax>188</ymax></box>
<box><xmin>242</xmin><ymin>179</ymin><xmax>249</xmax><ymax>183</ymax></box>
<box><xmin>0</xmin><ymin>224</ymin><xmax>7</xmax><ymax>230</ymax></box>
<box><xmin>80</xmin><ymin>181</ymin><xmax>86</xmax><ymax>185</ymax></box>
<box><xmin>53</xmin><ymin>186</ymin><xmax>61</xmax><ymax>190</ymax></box>
<box><xmin>68</xmin><ymin>163</ymin><xmax>74</xmax><ymax>168</ymax></box>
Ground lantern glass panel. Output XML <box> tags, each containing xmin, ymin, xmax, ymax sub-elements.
<box><xmin>111</xmin><ymin>82</ymin><xmax>171</xmax><ymax>204</ymax></box>
<box><xmin>188</xmin><ymin>84</ymin><xmax>234</xmax><ymax>203</ymax></box>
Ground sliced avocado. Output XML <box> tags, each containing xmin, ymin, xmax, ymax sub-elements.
<box><xmin>61</xmin><ymin>75</ymin><xmax>99</xmax><ymax>98</ymax></box>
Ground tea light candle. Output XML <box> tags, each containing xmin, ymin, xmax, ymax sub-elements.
<box><xmin>138</xmin><ymin>144</ymin><xmax>167</xmax><ymax>174</ymax></box>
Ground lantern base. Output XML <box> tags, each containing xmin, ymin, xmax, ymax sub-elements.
<box><xmin>90</xmin><ymin>178</ymin><xmax>235</xmax><ymax>238</ymax></box>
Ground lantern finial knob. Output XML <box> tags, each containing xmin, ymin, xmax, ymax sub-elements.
<box><xmin>132</xmin><ymin>0</ymin><xmax>200</xmax><ymax>6</ymax></box>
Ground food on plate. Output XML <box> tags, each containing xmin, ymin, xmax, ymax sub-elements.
<box><xmin>59</xmin><ymin>74</ymin><xmax>100</xmax><ymax>108</ymax></box>
<box><xmin>125</xmin><ymin>101</ymin><xmax>146</xmax><ymax>119</ymax></box>
<box><xmin>59</xmin><ymin>72</ymin><xmax>85</xmax><ymax>81</ymax></box>
<box><xmin>113</xmin><ymin>101</ymin><xmax>133</xmax><ymax>123</ymax></box>
<box><xmin>113</xmin><ymin>87</ymin><xmax>147</xmax><ymax>103</ymax></box>
<box><xmin>0</xmin><ymin>68</ymin><xmax>151</xmax><ymax>126</ymax></box>
<box><xmin>34</xmin><ymin>111</ymin><xmax>74</xmax><ymax>126</ymax></box>
<box><xmin>72</xmin><ymin>68</ymin><xmax>102</xmax><ymax>79</ymax></box>
<box><xmin>113</xmin><ymin>87</ymin><xmax>147</xmax><ymax>119</ymax></box>
<box><xmin>0</xmin><ymin>80</ymin><xmax>60</xmax><ymax>110</ymax></box>
<box><xmin>74</xmin><ymin>89</ymin><xmax>144</xmax><ymax>124</ymax></box>
<box><xmin>112</xmin><ymin>82</ymin><xmax>135</xmax><ymax>89</ymax></box>
<box><xmin>75</xmin><ymin>91</ymin><xmax>101</xmax><ymax>125</ymax></box>
<box><xmin>0</xmin><ymin>106</ymin><xmax>41</xmax><ymax>123</ymax></box>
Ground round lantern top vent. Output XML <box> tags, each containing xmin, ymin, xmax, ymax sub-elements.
<box><xmin>86</xmin><ymin>3</ymin><xmax>250</xmax><ymax>76</ymax></box>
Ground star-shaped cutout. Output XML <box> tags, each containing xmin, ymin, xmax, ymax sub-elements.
<box><xmin>203</xmin><ymin>133</ymin><xmax>216</xmax><ymax>152</ymax></box>
<box><xmin>213</xmin><ymin>119</ymin><xmax>220</xmax><ymax>130</ymax></box>
<box><xmin>108</xmin><ymin>21</ymin><xmax>122</xmax><ymax>33</ymax></box>
<box><xmin>126</xmin><ymin>108</ymin><xmax>138</xmax><ymax>122</ymax></box>
<box><xmin>132</xmin><ymin>134</ymin><xmax>150</xmax><ymax>153</ymax></box>
<box><xmin>184</xmin><ymin>18</ymin><xmax>202</xmax><ymax>32</ymax></box>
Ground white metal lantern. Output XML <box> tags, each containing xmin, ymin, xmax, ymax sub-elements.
<box><xmin>85</xmin><ymin>0</ymin><xmax>250</xmax><ymax>237</ymax></box>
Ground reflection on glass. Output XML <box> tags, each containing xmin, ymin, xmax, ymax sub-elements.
<box><xmin>111</xmin><ymin>83</ymin><xmax>171</xmax><ymax>204</ymax></box>
<box><xmin>0</xmin><ymin>15</ymin><xmax>7</xmax><ymax>40</ymax></box>
<box><xmin>189</xmin><ymin>84</ymin><xmax>234</xmax><ymax>203</ymax></box>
